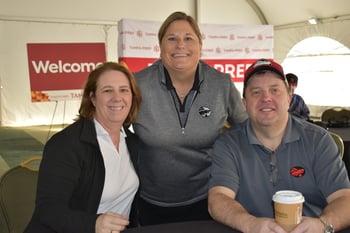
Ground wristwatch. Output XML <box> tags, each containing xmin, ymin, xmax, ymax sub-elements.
<box><xmin>320</xmin><ymin>217</ymin><xmax>335</xmax><ymax>233</ymax></box>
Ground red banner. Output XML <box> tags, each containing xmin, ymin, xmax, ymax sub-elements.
<box><xmin>119</xmin><ymin>58</ymin><xmax>257</xmax><ymax>83</ymax></box>
<box><xmin>27</xmin><ymin>43</ymin><xmax>106</xmax><ymax>102</ymax></box>
<box><xmin>119</xmin><ymin>57</ymin><xmax>158</xmax><ymax>72</ymax></box>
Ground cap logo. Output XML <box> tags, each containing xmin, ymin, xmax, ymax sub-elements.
<box><xmin>254</xmin><ymin>59</ymin><xmax>271</xmax><ymax>68</ymax></box>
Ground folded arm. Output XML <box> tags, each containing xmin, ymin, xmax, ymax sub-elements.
<box><xmin>320</xmin><ymin>189</ymin><xmax>350</xmax><ymax>231</ymax></box>
<box><xmin>208</xmin><ymin>186</ymin><xmax>287</xmax><ymax>233</ymax></box>
<box><xmin>289</xmin><ymin>189</ymin><xmax>350</xmax><ymax>233</ymax></box>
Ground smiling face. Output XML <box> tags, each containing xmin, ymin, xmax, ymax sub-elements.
<box><xmin>160</xmin><ymin>20</ymin><xmax>202</xmax><ymax>73</ymax></box>
<box><xmin>91</xmin><ymin>70</ymin><xmax>132</xmax><ymax>129</ymax></box>
<box><xmin>243</xmin><ymin>71</ymin><xmax>291</xmax><ymax>129</ymax></box>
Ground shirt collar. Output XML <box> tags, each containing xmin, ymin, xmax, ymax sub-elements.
<box><xmin>94</xmin><ymin>119</ymin><xmax>126</xmax><ymax>138</ymax></box>
<box><xmin>245</xmin><ymin>114</ymin><xmax>299</xmax><ymax>146</ymax></box>
<box><xmin>163</xmin><ymin>65</ymin><xmax>200</xmax><ymax>92</ymax></box>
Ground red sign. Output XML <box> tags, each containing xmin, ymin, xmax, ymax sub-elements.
<box><xmin>119</xmin><ymin>57</ymin><xmax>257</xmax><ymax>83</ymax></box>
<box><xmin>203</xmin><ymin>59</ymin><xmax>257</xmax><ymax>82</ymax></box>
<box><xmin>27</xmin><ymin>43</ymin><xmax>106</xmax><ymax>102</ymax></box>
<box><xmin>119</xmin><ymin>57</ymin><xmax>158</xmax><ymax>73</ymax></box>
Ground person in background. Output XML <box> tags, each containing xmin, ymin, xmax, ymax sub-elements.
<box><xmin>208</xmin><ymin>59</ymin><xmax>350</xmax><ymax>233</ymax></box>
<box><xmin>286</xmin><ymin>72</ymin><xmax>310</xmax><ymax>121</ymax></box>
<box><xmin>24</xmin><ymin>62</ymin><xmax>142</xmax><ymax>233</ymax></box>
<box><xmin>133</xmin><ymin>11</ymin><xmax>247</xmax><ymax>225</ymax></box>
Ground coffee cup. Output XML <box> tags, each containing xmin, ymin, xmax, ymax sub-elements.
<box><xmin>272</xmin><ymin>190</ymin><xmax>304</xmax><ymax>232</ymax></box>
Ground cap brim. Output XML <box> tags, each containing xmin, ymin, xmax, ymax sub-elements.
<box><xmin>246</xmin><ymin>65</ymin><xmax>284</xmax><ymax>82</ymax></box>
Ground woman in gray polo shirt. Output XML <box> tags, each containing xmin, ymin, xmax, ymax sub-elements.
<box><xmin>133</xmin><ymin>11</ymin><xmax>247</xmax><ymax>225</ymax></box>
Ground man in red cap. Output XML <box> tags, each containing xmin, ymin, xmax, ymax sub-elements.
<box><xmin>208</xmin><ymin>59</ymin><xmax>350</xmax><ymax>233</ymax></box>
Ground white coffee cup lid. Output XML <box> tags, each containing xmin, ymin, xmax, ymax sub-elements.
<box><xmin>272</xmin><ymin>190</ymin><xmax>305</xmax><ymax>204</ymax></box>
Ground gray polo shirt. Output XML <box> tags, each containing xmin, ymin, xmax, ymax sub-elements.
<box><xmin>134</xmin><ymin>60</ymin><xmax>248</xmax><ymax>207</ymax></box>
<box><xmin>209</xmin><ymin>115</ymin><xmax>350</xmax><ymax>217</ymax></box>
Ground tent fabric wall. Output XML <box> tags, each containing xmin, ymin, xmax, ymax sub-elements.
<box><xmin>274</xmin><ymin>20</ymin><xmax>350</xmax><ymax>63</ymax></box>
<box><xmin>0</xmin><ymin>0</ymin><xmax>349</xmax><ymax>126</ymax></box>
<box><xmin>0</xmin><ymin>0</ymin><xmax>197</xmax><ymax>127</ymax></box>
<box><xmin>0</xmin><ymin>20</ymin><xmax>118</xmax><ymax>126</ymax></box>
<box><xmin>1</xmin><ymin>19</ymin><xmax>350</xmax><ymax>126</ymax></box>
<box><xmin>274</xmin><ymin>20</ymin><xmax>350</xmax><ymax>118</ymax></box>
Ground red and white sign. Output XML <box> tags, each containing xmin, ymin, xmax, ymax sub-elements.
<box><xmin>118</xmin><ymin>19</ymin><xmax>273</xmax><ymax>82</ymax></box>
<box><xmin>27</xmin><ymin>43</ymin><xmax>106</xmax><ymax>102</ymax></box>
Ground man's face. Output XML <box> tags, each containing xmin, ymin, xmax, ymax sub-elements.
<box><xmin>243</xmin><ymin>71</ymin><xmax>291</xmax><ymax>128</ymax></box>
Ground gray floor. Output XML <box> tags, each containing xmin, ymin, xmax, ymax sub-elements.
<box><xmin>0</xmin><ymin>125</ymin><xmax>65</xmax><ymax>176</ymax></box>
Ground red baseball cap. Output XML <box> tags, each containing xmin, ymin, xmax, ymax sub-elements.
<box><xmin>244</xmin><ymin>59</ymin><xmax>286</xmax><ymax>84</ymax></box>
<box><xmin>243</xmin><ymin>58</ymin><xmax>287</xmax><ymax>97</ymax></box>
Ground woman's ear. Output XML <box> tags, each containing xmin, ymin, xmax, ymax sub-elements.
<box><xmin>90</xmin><ymin>92</ymin><xmax>95</xmax><ymax>106</ymax></box>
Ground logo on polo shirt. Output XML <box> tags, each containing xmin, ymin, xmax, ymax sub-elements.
<box><xmin>290</xmin><ymin>166</ymin><xmax>305</xmax><ymax>177</ymax></box>
<box><xmin>199</xmin><ymin>106</ymin><xmax>212</xmax><ymax>118</ymax></box>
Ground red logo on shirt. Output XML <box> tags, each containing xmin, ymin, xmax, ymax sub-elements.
<box><xmin>290</xmin><ymin>167</ymin><xmax>305</xmax><ymax>177</ymax></box>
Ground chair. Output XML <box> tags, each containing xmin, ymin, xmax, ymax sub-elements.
<box><xmin>321</xmin><ymin>107</ymin><xmax>350</xmax><ymax>128</ymax></box>
<box><xmin>0</xmin><ymin>157</ymin><xmax>41</xmax><ymax>233</ymax></box>
<box><xmin>329</xmin><ymin>132</ymin><xmax>344</xmax><ymax>159</ymax></box>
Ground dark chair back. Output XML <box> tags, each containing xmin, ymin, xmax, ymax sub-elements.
<box><xmin>0</xmin><ymin>157</ymin><xmax>41</xmax><ymax>233</ymax></box>
<box><xmin>321</xmin><ymin>108</ymin><xmax>350</xmax><ymax>128</ymax></box>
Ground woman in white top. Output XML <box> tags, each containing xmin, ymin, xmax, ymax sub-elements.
<box><xmin>24</xmin><ymin>62</ymin><xmax>142</xmax><ymax>233</ymax></box>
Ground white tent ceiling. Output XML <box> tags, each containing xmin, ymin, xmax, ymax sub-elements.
<box><xmin>251</xmin><ymin>0</ymin><xmax>350</xmax><ymax>27</ymax></box>
<box><xmin>1</xmin><ymin>0</ymin><xmax>350</xmax><ymax>27</ymax></box>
